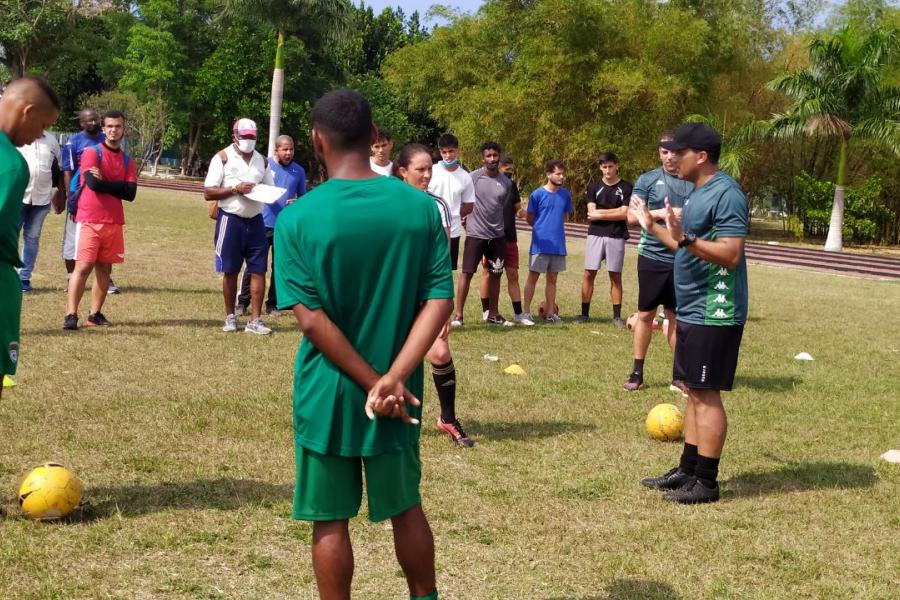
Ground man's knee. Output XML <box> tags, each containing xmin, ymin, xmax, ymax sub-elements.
<box><xmin>637</xmin><ymin>310</ymin><xmax>656</xmax><ymax>323</ymax></box>
<box><xmin>583</xmin><ymin>269</ymin><xmax>598</xmax><ymax>282</ymax></box>
<box><xmin>505</xmin><ymin>267</ymin><xmax>518</xmax><ymax>280</ymax></box>
<box><xmin>547</xmin><ymin>272</ymin><xmax>559</xmax><ymax>284</ymax></box>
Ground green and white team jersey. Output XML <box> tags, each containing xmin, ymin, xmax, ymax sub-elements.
<box><xmin>674</xmin><ymin>171</ymin><xmax>749</xmax><ymax>326</ymax></box>
<box><xmin>633</xmin><ymin>167</ymin><xmax>694</xmax><ymax>264</ymax></box>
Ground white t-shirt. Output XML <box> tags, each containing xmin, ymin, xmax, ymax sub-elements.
<box><xmin>18</xmin><ymin>132</ymin><xmax>61</xmax><ymax>206</ymax></box>
<box><xmin>370</xmin><ymin>158</ymin><xmax>394</xmax><ymax>177</ymax></box>
<box><xmin>204</xmin><ymin>145</ymin><xmax>274</xmax><ymax>218</ymax></box>
<box><xmin>428</xmin><ymin>163</ymin><xmax>475</xmax><ymax>238</ymax></box>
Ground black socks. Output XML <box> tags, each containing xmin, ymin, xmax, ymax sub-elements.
<box><xmin>581</xmin><ymin>302</ymin><xmax>590</xmax><ymax>318</ymax></box>
<box><xmin>613</xmin><ymin>303</ymin><xmax>622</xmax><ymax>319</ymax></box>
<box><xmin>512</xmin><ymin>300</ymin><xmax>523</xmax><ymax>316</ymax></box>
<box><xmin>432</xmin><ymin>361</ymin><xmax>456</xmax><ymax>423</ymax></box>
<box><xmin>632</xmin><ymin>358</ymin><xmax>645</xmax><ymax>375</ymax></box>
<box><xmin>696</xmin><ymin>455</ymin><xmax>720</xmax><ymax>488</ymax></box>
<box><xmin>480</xmin><ymin>297</ymin><xmax>490</xmax><ymax>312</ymax></box>
<box><xmin>679</xmin><ymin>443</ymin><xmax>698</xmax><ymax>476</ymax></box>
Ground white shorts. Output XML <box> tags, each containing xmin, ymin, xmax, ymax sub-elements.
<box><xmin>61</xmin><ymin>214</ymin><xmax>77</xmax><ymax>260</ymax></box>
<box><xmin>529</xmin><ymin>253</ymin><xmax>566</xmax><ymax>273</ymax></box>
<box><xmin>584</xmin><ymin>235</ymin><xmax>625</xmax><ymax>273</ymax></box>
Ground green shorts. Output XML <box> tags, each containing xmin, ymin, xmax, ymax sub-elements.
<box><xmin>0</xmin><ymin>266</ymin><xmax>21</xmax><ymax>376</ymax></box>
<box><xmin>293</xmin><ymin>443</ymin><xmax>421</xmax><ymax>523</ymax></box>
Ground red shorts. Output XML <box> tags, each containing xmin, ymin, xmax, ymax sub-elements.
<box><xmin>481</xmin><ymin>241</ymin><xmax>519</xmax><ymax>271</ymax></box>
<box><xmin>76</xmin><ymin>223</ymin><xmax>125</xmax><ymax>264</ymax></box>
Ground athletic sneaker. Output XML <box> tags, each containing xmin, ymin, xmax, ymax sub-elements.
<box><xmin>450</xmin><ymin>315</ymin><xmax>463</xmax><ymax>328</ymax></box>
<box><xmin>573</xmin><ymin>314</ymin><xmax>590</xmax><ymax>323</ymax></box>
<box><xmin>663</xmin><ymin>479</ymin><xmax>720</xmax><ymax>504</ymax></box>
<box><xmin>514</xmin><ymin>312</ymin><xmax>535</xmax><ymax>326</ymax></box>
<box><xmin>437</xmin><ymin>417</ymin><xmax>475</xmax><ymax>448</ymax></box>
<box><xmin>86</xmin><ymin>312</ymin><xmax>112</xmax><ymax>327</ymax></box>
<box><xmin>486</xmin><ymin>314</ymin><xmax>513</xmax><ymax>326</ymax></box>
<box><xmin>612</xmin><ymin>317</ymin><xmax>626</xmax><ymax>328</ymax></box>
<box><xmin>62</xmin><ymin>313</ymin><xmax>78</xmax><ymax>331</ymax></box>
<box><xmin>20</xmin><ymin>279</ymin><xmax>32</xmax><ymax>292</ymax></box>
<box><xmin>222</xmin><ymin>314</ymin><xmax>238</xmax><ymax>332</ymax></box>
<box><xmin>482</xmin><ymin>309</ymin><xmax>489</xmax><ymax>322</ymax></box>
<box><xmin>641</xmin><ymin>466</ymin><xmax>693</xmax><ymax>490</ymax></box>
<box><xmin>107</xmin><ymin>281</ymin><xmax>120</xmax><ymax>294</ymax></box>
<box><xmin>234</xmin><ymin>304</ymin><xmax>248</xmax><ymax>317</ymax></box>
<box><xmin>670</xmin><ymin>379</ymin><xmax>689</xmax><ymax>397</ymax></box>
<box><xmin>623</xmin><ymin>371</ymin><xmax>644</xmax><ymax>391</ymax></box>
<box><xmin>245</xmin><ymin>318</ymin><xmax>272</xmax><ymax>335</ymax></box>
<box><xmin>545</xmin><ymin>313</ymin><xmax>562</xmax><ymax>324</ymax></box>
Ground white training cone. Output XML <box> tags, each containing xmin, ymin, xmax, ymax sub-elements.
<box><xmin>794</xmin><ymin>352</ymin><xmax>814</xmax><ymax>361</ymax></box>
<box><xmin>880</xmin><ymin>450</ymin><xmax>900</xmax><ymax>464</ymax></box>
<box><xmin>483</xmin><ymin>354</ymin><xmax>499</xmax><ymax>362</ymax></box>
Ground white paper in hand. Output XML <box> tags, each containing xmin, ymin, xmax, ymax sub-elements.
<box><xmin>244</xmin><ymin>184</ymin><xmax>287</xmax><ymax>204</ymax></box>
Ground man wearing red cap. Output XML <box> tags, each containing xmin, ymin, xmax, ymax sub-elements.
<box><xmin>203</xmin><ymin>118</ymin><xmax>275</xmax><ymax>334</ymax></box>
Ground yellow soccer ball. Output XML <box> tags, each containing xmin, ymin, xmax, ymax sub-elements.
<box><xmin>645</xmin><ymin>403</ymin><xmax>684</xmax><ymax>442</ymax></box>
<box><xmin>18</xmin><ymin>463</ymin><xmax>83</xmax><ymax>521</ymax></box>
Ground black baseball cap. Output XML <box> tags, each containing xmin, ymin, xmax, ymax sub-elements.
<box><xmin>659</xmin><ymin>122</ymin><xmax>721</xmax><ymax>152</ymax></box>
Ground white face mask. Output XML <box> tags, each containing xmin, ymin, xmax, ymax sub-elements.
<box><xmin>236</xmin><ymin>139</ymin><xmax>256</xmax><ymax>153</ymax></box>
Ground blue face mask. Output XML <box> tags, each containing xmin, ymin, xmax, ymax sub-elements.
<box><xmin>441</xmin><ymin>158</ymin><xmax>460</xmax><ymax>168</ymax></box>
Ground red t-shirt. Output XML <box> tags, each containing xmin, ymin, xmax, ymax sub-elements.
<box><xmin>75</xmin><ymin>144</ymin><xmax>137</xmax><ymax>224</ymax></box>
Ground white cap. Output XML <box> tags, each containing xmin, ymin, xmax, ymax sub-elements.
<box><xmin>232</xmin><ymin>118</ymin><xmax>258</xmax><ymax>137</ymax></box>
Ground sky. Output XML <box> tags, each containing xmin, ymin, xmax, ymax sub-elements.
<box><xmin>359</xmin><ymin>0</ymin><xmax>485</xmax><ymax>22</ymax></box>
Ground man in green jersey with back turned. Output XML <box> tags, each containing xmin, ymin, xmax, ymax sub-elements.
<box><xmin>275</xmin><ymin>89</ymin><xmax>453</xmax><ymax>599</ymax></box>
<box><xmin>0</xmin><ymin>77</ymin><xmax>60</xmax><ymax>397</ymax></box>
<box><xmin>631</xmin><ymin>122</ymin><xmax>749</xmax><ymax>505</ymax></box>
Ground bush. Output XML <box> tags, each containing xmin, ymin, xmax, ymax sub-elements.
<box><xmin>792</xmin><ymin>172</ymin><xmax>891</xmax><ymax>244</ymax></box>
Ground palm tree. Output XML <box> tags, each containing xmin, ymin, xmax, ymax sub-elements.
<box><xmin>683</xmin><ymin>114</ymin><xmax>761</xmax><ymax>182</ymax></box>
<box><xmin>768</xmin><ymin>25</ymin><xmax>900</xmax><ymax>252</ymax></box>
<box><xmin>222</xmin><ymin>0</ymin><xmax>351</xmax><ymax>157</ymax></box>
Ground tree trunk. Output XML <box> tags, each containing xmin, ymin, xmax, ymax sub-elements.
<box><xmin>267</xmin><ymin>29</ymin><xmax>285</xmax><ymax>158</ymax></box>
<box><xmin>824</xmin><ymin>137</ymin><xmax>848</xmax><ymax>252</ymax></box>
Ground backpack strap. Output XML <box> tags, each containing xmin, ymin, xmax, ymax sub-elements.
<box><xmin>217</xmin><ymin>149</ymin><xmax>228</xmax><ymax>165</ymax></box>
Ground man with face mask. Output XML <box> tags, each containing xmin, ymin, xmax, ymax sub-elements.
<box><xmin>0</xmin><ymin>77</ymin><xmax>61</xmax><ymax>395</ymax></box>
<box><xmin>204</xmin><ymin>118</ymin><xmax>275</xmax><ymax>335</ymax></box>
<box><xmin>427</xmin><ymin>133</ymin><xmax>475</xmax><ymax>271</ymax></box>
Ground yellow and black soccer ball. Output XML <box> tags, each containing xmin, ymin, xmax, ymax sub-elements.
<box><xmin>645</xmin><ymin>404</ymin><xmax>684</xmax><ymax>442</ymax></box>
<box><xmin>18</xmin><ymin>463</ymin><xmax>83</xmax><ymax>521</ymax></box>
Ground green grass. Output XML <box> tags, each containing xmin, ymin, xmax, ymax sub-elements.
<box><xmin>2</xmin><ymin>188</ymin><xmax>899</xmax><ymax>599</ymax></box>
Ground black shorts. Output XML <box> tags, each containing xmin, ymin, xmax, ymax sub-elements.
<box><xmin>637</xmin><ymin>255</ymin><xmax>676</xmax><ymax>312</ymax></box>
<box><xmin>450</xmin><ymin>236</ymin><xmax>460</xmax><ymax>271</ymax></box>
<box><xmin>461</xmin><ymin>236</ymin><xmax>505</xmax><ymax>275</ymax></box>
<box><xmin>674</xmin><ymin>321</ymin><xmax>744</xmax><ymax>391</ymax></box>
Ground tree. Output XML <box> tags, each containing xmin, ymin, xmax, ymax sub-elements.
<box><xmin>222</xmin><ymin>0</ymin><xmax>352</xmax><ymax>157</ymax></box>
<box><xmin>768</xmin><ymin>25</ymin><xmax>900</xmax><ymax>251</ymax></box>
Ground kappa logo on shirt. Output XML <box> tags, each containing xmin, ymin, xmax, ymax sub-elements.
<box><xmin>7</xmin><ymin>342</ymin><xmax>18</xmax><ymax>364</ymax></box>
<box><xmin>714</xmin><ymin>294</ymin><xmax>727</xmax><ymax>303</ymax></box>
<box><xmin>656</xmin><ymin>180</ymin><xmax>665</xmax><ymax>185</ymax></box>
<box><xmin>714</xmin><ymin>281</ymin><xmax>729</xmax><ymax>291</ymax></box>
<box><xmin>712</xmin><ymin>309</ymin><xmax>728</xmax><ymax>319</ymax></box>
<box><xmin>716</xmin><ymin>267</ymin><xmax>730</xmax><ymax>276</ymax></box>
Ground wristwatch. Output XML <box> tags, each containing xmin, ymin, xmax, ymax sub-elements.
<box><xmin>678</xmin><ymin>232</ymin><xmax>697</xmax><ymax>248</ymax></box>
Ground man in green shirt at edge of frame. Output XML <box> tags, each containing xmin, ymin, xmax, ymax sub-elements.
<box><xmin>275</xmin><ymin>88</ymin><xmax>453</xmax><ymax>600</ymax></box>
<box><xmin>0</xmin><ymin>77</ymin><xmax>61</xmax><ymax>399</ymax></box>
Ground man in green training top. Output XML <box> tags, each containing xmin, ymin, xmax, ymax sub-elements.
<box><xmin>0</xmin><ymin>77</ymin><xmax>60</xmax><ymax>397</ymax></box>
<box><xmin>275</xmin><ymin>89</ymin><xmax>453</xmax><ymax>600</ymax></box>
<box><xmin>631</xmin><ymin>122</ymin><xmax>749</xmax><ymax>504</ymax></box>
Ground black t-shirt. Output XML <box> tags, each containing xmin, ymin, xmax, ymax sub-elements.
<box><xmin>585</xmin><ymin>179</ymin><xmax>632</xmax><ymax>239</ymax></box>
<box><xmin>503</xmin><ymin>179</ymin><xmax>520</xmax><ymax>242</ymax></box>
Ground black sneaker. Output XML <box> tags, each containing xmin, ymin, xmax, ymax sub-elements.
<box><xmin>623</xmin><ymin>371</ymin><xmax>643</xmax><ymax>391</ymax></box>
<box><xmin>437</xmin><ymin>417</ymin><xmax>475</xmax><ymax>448</ymax></box>
<box><xmin>641</xmin><ymin>466</ymin><xmax>693</xmax><ymax>490</ymax></box>
<box><xmin>86</xmin><ymin>312</ymin><xmax>112</xmax><ymax>327</ymax></box>
<box><xmin>573</xmin><ymin>314</ymin><xmax>590</xmax><ymax>323</ymax></box>
<box><xmin>485</xmin><ymin>314</ymin><xmax>513</xmax><ymax>327</ymax></box>
<box><xmin>663</xmin><ymin>479</ymin><xmax>720</xmax><ymax>504</ymax></box>
<box><xmin>63</xmin><ymin>314</ymin><xmax>79</xmax><ymax>331</ymax></box>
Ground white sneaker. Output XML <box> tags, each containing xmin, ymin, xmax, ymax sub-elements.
<box><xmin>222</xmin><ymin>314</ymin><xmax>238</xmax><ymax>332</ymax></box>
<box><xmin>545</xmin><ymin>313</ymin><xmax>563</xmax><ymax>324</ymax></box>
<box><xmin>245</xmin><ymin>318</ymin><xmax>272</xmax><ymax>335</ymax></box>
<box><xmin>515</xmin><ymin>313</ymin><xmax>535</xmax><ymax>326</ymax></box>
<box><xmin>450</xmin><ymin>315</ymin><xmax>463</xmax><ymax>328</ymax></box>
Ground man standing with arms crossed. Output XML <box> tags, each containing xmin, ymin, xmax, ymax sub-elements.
<box><xmin>428</xmin><ymin>133</ymin><xmax>475</xmax><ymax>273</ymax></box>
<box><xmin>452</xmin><ymin>141</ymin><xmax>514</xmax><ymax>327</ymax></box>
<box><xmin>624</xmin><ymin>132</ymin><xmax>693</xmax><ymax>393</ymax></box>
<box><xmin>632</xmin><ymin>122</ymin><xmax>749</xmax><ymax>504</ymax></box>
<box><xmin>275</xmin><ymin>89</ymin><xmax>451</xmax><ymax>600</ymax></box>
<box><xmin>63</xmin><ymin>110</ymin><xmax>137</xmax><ymax>330</ymax></box>
<box><xmin>204</xmin><ymin>118</ymin><xmax>275</xmax><ymax>335</ymax></box>
<box><xmin>575</xmin><ymin>152</ymin><xmax>632</xmax><ymax>326</ymax></box>
<box><xmin>0</xmin><ymin>77</ymin><xmax>61</xmax><ymax>393</ymax></box>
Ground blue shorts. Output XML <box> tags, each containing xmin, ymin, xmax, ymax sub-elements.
<box><xmin>214</xmin><ymin>211</ymin><xmax>268</xmax><ymax>274</ymax></box>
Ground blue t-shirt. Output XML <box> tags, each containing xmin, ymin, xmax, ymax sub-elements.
<box><xmin>527</xmin><ymin>186</ymin><xmax>573</xmax><ymax>256</ymax></box>
<box><xmin>263</xmin><ymin>160</ymin><xmax>306</xmax><ymax>228</ymax></box>
<box><xmin>675</xmin><ymin>171</ymin><xmax>749</xmax><ymax>326</ymax></box>
<box><xmin>633</xmin><ymin>167</ymin><xmax>693</xmax><ymax>264</ymax></box>
<box><xmin>61</xmin><ymin>131</ymin><xmax>106</xmax><ymax>172</ymax></box>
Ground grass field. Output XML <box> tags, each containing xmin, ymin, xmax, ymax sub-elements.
<box><xmin>1</xmin><ymin>188</ymin><xmax>899</xmax><ymax>599</ymax></box>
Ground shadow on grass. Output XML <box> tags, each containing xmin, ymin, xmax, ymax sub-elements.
<box><xmin>122</xmin><ymin>318</ymin><xmax>227</xmax><ymax>328</ymax></box>
<box><xmin>726</xmin><ymin>461</ymin><xmax>876</xmax><ymax>498</ymax></box>
<box><xmin>72</xmin><ymin>477</ymin><xmax>292</xmax><ymax>521</ymax></box>
<box><xmin>546</xmin><ymin>577</ymin><xmax>682</xmax><ymax>599</ymax></box>
<box><xmin>112</xmin><ymin>286</ymin><xmax>213</xmax><ymax>295</ymax></box>
<box><xmin>428</xmin><ymin>419</ymin><xmax>595</xmax><ymax>441</ymax></box>
<box><xmin>733</xmin><ymin>375</ymin><xmax>801</xmax><ymax>391</ymax></box>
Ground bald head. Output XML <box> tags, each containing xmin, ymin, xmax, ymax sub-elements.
<box><xmin>0</xmin><ymin>76</ymin><xmax>61</xmax><ymax>147</ymax></box>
